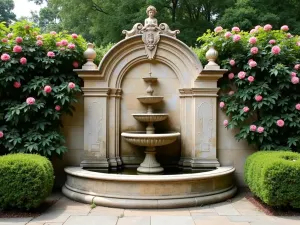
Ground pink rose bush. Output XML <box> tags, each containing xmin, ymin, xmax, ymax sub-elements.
<box><xmin>0</xmin><ymin>21</ymin><xmax>86</xmax><ymax>157</ymax></box>
<box><xmin>197</xmin><ymin>24</ymin><xmax>300</xmax><ymax>150</ymax></box>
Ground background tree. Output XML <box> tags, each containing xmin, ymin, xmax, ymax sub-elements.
<box><xmin>0</xmin><ymin>0</ymin><xmax>16</xmax><ymax>24</ymax></box>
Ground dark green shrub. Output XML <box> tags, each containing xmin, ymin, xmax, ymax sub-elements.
<box><xmin>245</xmin><ymin>151</ymin><xmax>300</xmax><ymax>208</ymax></box>
<box><xmin>0</xmin><ymin>153</ymin><xmax>54</xmax><ymax>210</ymax></box>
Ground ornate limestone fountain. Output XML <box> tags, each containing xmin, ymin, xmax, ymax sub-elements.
<box><xmin>121</xmin><ymin>72</ymin><xmax>180</xmax><ymax>173</ymax></box>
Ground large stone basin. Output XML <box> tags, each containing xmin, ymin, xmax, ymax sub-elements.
<box><xmin>132</xmin><ymin>113</ymin><xmax>168</xmax><ymax>123</ymax></box>
<box><xmin>63</xmin><ymin>167</ymin><xmax>237</xmax><ymax>209</ymax></box>
<box><xmin>137</xmin><ymin>96</ymin><xmax>164</xmax><ymax>104</ymax></box>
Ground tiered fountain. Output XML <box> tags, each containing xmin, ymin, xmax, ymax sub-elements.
<box><xmin>121</xmin><ymin>73</ymin><xmax>180</xmax><ymax>173</ymax></box>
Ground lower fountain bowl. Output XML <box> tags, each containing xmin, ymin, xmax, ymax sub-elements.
<box><xmin>63</xmin><ymin>167</ymin><xmax>237</xmax><ymax>209</ymax></box>
<box><xmin>121</xmin><ymin>131</ymin><xmax>180</xmax><ymax>147</ymax></box>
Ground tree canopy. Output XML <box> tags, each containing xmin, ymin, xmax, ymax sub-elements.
<box><xmin>0</xmin><ymin>0</ymin><xmax>16</xmax><ymax>24</ymax></box>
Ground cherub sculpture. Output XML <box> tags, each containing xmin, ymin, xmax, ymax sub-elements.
<box><xmin>144</xmin><ymin>5</ymin><xmax>158</xmax><ymax>27</ymax></box>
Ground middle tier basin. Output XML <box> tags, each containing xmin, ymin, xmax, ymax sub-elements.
<box><xmin>132</xmin><ymin>113</ymin><xmax>168</xmax><ymax>123</ymax></box>
<box><xmin>121</xmin><ymin>131</ymin><xmax>180</xmax><ymax>147</ymax></box>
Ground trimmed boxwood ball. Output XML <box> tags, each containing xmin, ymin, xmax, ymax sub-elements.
<box><xmin>0</xmin><ymin>153</ymin><xmax>54</xmax><ymax>210</ymax></box>
<box><xmin>245</xmin><ymin>151</ymin><xmax>300</xmax><ymax>208</ymax></box>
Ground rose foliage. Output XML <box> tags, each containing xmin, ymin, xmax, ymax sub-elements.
<box><xmin>196</xmin><ymin>25</ymin><xmax>300</xmax><ymax>151</ymax></box>
<box><xmin>0</xmin><ymin>21</ymin><xmax>86</xmax><ymax>157</ymax></box>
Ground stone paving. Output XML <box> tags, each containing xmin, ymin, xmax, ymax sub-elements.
<box><xmin>0</xmin><ymin>191</ymin><xmax>299</xmax><ymax>225</ymax></box>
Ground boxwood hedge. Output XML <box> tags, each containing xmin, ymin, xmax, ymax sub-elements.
<box><xmin>245</xmin><ymin>151</ymin><xmax>300</xmax><ymax>208</ymax></box>
<box><xmin>0</xmin><ymin>153</ymin><xmax>54</xmax><ymax>210</ymax></box>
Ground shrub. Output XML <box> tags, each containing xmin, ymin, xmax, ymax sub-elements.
<box><xmin>245</xmin><ymin>151</ymin><xmax>300</xmax><ymax>208</ymax></box>
<box><xmin>0</xmin><ymin>153</ymin><xmax>54</xmax><ymax>210</ymax></box>
<box><xmin>0</xmin><ymin>21</ymin><xmax>87</xmax><ymax>157</ymax></box>
<box><xmin>196</xmin><ymin>25</ymin><xmax>300</xmax><ymax>151</ymax></box>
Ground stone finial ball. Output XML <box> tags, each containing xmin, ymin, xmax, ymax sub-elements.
<box><xmin>205</xmin><ymin>46</ymin><xmax>218</xmax><ymax>62</ymax></box>
<box><xmin>84</xmin><ymin>43</ymin><xmax>96</xmax><ymax>60</ymax></box>
<box><xmin>146</xmin><ymin>5</ymin><xmax>157</xmax><ymax>15</ymax></box>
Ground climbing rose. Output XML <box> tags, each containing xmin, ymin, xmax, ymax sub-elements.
<box><xmin>291</xmin><ymin>77</ymin><xmax>299</xmax><ymax>84</ymax></box>
<box><xmin>269</xmin><ymin>39</ymin><xmax>276</xmax><ymax>45</ymax></box>
<box><xmin>44</xmin><ymin>85</ymin><xmax>52</xmax><ymax>93</ymax></box>
<box><xmin>73</xmin><ymin>61</ymin><xmax>79</xmax><ymax>68</ymax></box>
<box><xmin>13</xmin><ymin>81</ymin><xmax>21</xmax><ymax>88</ymax></box>
<box><xmin>238</xmin><ymin>71</ymin><xmax>246</xmax><ymax>79</ymax></box>
<box><xmin>296</xmin><ymin>104</ymin><xmax>300</xmax><ymax>110</ymax></box>
<box><xmin>68</xmin><ymin>82</ymin><xmax>75</xmax><ymax>89</ymax></box>
<box><xmin>250</xmin><ymin>29</ymin><xmax>256</xmax><ymax>34</ymax></box>
<box><xmin>7</xmin><ymin>33</ymin><xmax>13</xmax><ymax>39</ymax></box>
<box><xmin>248</xmin><ymin>76</ymin><xmax>255</xmax><ymax>83</ymax></box>
<box><xmin>229</xmin><ymin>59</ymin><xmax>235</xmax><ymax>66</ymax></box>
<box><xmin>67</xmin><ymin>43</ymin><xmax>75</xmax><ymax>49</ymax></box>
<box><xmin>255</xmin><ymin>25</ymin><xmax>262</xmax><ymax>30</ymax></box>
<box><xmin>264</xmin><ymin>24</ymin><xmax>272</xmax><ymax>31</ymax></box>
<box><xmin>36</xmin><ymin>40</ymin><xmax>43</xmax><ymax>46</ymax></box>
<box><xmin>71</xmin><ymin>33</ymin><xmax>78</xmax><ymax>38</ymax></box>
<box><xmin>249</xmin><ymin>60</ymin><xmax>257</xmax><ymax>68</ymax></box>
<box><xmin>250</xmin><ymin>125</ymin><xmax>257</xmax><ymax>131</ymax></box>
<box><xmin>214</xmin><ymin>26</ymin><xmax>223</xmax><ymax>33</ymax></box>
<box><xmin>281</xmin><ymin>25</ymin><xmax>289</xmax><ymax>31</ymax></box>
<box><xmin>255</xmin><ymin>95</ymin><xmax>263</xmax><ymax>102</ymax></box>
<box><xmin>26</xmin><ymin>97</ymin><xmax>35</xmax><ymax>105</ymax></box>
<box><xmin>61</xmin><ymin>40</ymin><xmax>68</xmax><ymax>46</ymax></box>
<box><xmin>233</xmin><ymin>34</ymin><xmax>241</xmax><ymax>42</ymax></box>
<box><xmin>1</xmin><ymin>38</ymin><xmax>7</xmax><ymax>43</ymax></box>
<box><xmin>47</xmin><ymin>51</ymin><xmax>55</xmax><ymax>58</ymax></box>
<box><xmin>294</xmin><ymin>64</ymin><xmax>300</xmax><ymax>70</ymax></box>
<box><xmin>287</xmin><ymin>33</ymin><xmax>292</xmax><ymax>38</ymax></box>
<box><xmin>271</xmin><ymin>46</ymin><xmax>281</xmax><ymax>55</ymax></box>
<box><xmin>224</xmin><ymin>32</ymin><xmax>232</xmax><ymax>38</ymax></box>
<box><xmin>13</xmin><ymin>45</ymin><xmax>22</xmax><ymax>53</ymax></box>
<box><xmin>229</xmin><ymin>91</ymin><xmax>234</xmax><ymax>95</ymax></box>
<box><xmin>50</xmin><ymin>31</ymin><xmax>57</xmax><ymax>36</ymax></box>
<box><xmin>1</xmin><ymin>53</ymin><xmax>10</xmax><ymax>61</ymax></box>
<box><xmin>0</xmin><ymin>131</ymin><xmax>3</xmax><ymax>138</ymax></box>
<box><xmin>251</xmin><ymin>47</ymin><xmax>259</xmax><ymax>54</ymax></box>
<box><xmin>220</xmin><ymin>102</ymin><xmax>225</xmax><ymax>108</ymax></box>
<box><xmin>20</xmin><ymin>57</ymin><xmax>27</xmax><ymax>65</ymax></box>
<box><xmin>15</xmin><ymin>37</ymin><xmax>23</xmax><ymax>43</ymax></box>
<box><xmin>277</xmin><ymin>119</ymin><xmax>284</xmax><ymax>127</ymax></box>
<box><xmin>56</xmin><ymin>42</ymin><xmax>62</xmax><ymax>47</ymax></box>
<box><xmin>60</xmin><ymin>48</ymin><xmax>65</xmax><ymax>51</ymax></box>
<box><xmin>223</xmin><ymin>120</ymin><xmax>228</xmax><ymax>126</ymax></box>
<box><xmin>291</xmin><ymin>72</ymin><xmax>297</xmax><ymax>77</ymax></box>
<box><xmin>257</xmin><ymin>127</ymin><xmax>264</xmax><ymax>133</ymax></box>
<box><xmin>243</xmin><ymin>106</ymin><xmax>249</xmax><ymax>112</ymax></box>
<box><xmin>36</xmin><ymin>35</ymin><xmax>43</xmax><ymax>40</ymax></box>
<box><xmin>55</xmin><ymin>105</ymin><xmax>61</xmax><ymax>111</ymax></box>
<box><xmin>228</xmin><ymin>73</ymin><xmax>234</xmax><ymax>79</ymax></box>
<box><xmin>249</xmin><ymin>37</ymin><xmax>257</xmax><ymax>44</ymax></box>
<box><xmin>232</xmin><ymin>27</ymin><xmax>240</xmax><ymax>32</ymax></box>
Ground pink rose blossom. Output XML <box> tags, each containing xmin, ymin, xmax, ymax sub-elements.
<box><xmin>13</xmin><ymin>45</ymin><xmax>22</xmax><ymax>53</ymax></box>
<box><xmin>249</xmin><ymin>60</ymin><xmax>257</xmax><ymax>68</ymax></box>
<box><xmin>44</xmin><ymin>85</ymin><xmax>52</xmax><ymax>93</ymax></box>
<box><xmin>26</xmin><ymin>97</ymin><xmax>35</xmax><ymax>105</ymax></box>
<box><xmin>297</xmin><ymin>42</ymin><xmax>300</xmax><ymax>46</ymax></box>
<box><xmin>250</xmin><ymin>125</ymin><xmax>257</xmax><ymax>132</ymax></box>
<box><xmin>257</xmin><ymin>126</ymin><xmax>264</xmax><ymax>133</ymax></box>
<box><xmin>220</xmin><ymin>102</ymin><xmax>225</xmax><ymax>108</ymax></box>
<box><xmin>223</xmin><ymin>120</ymin><xmax>229</xmax><ymax>126</ymax></box>
<box><xmin>71</xmin><ymin>33</ymin><xmax>78</xmax><ymax>38</ymax></box>
<box><xmin>291</xmin><ymin>77</ymin><xmax>299</xmax><ymax>84</ymax></box>
<box><xmin>224</xmin><ymin>32</ymin><xmax>232</xmax><ymax>39</ymax></box>
<box><xmin>229</xmin><ymin>91</ymin><xmax>234</xmax><ymax>95</ymax></box>
<box><xmin>255</xmin><ymin>95</ymin><xmax>263</xmax><ymax>102</ymax></box>
<box><xmin>61</xmin><ymin>40</ymin><xmax>68</xmax><ymax>46</ymax></box>
<box><xmin>50</xmin><ymin>31</ymin><xmax>57</xmax><ymax>36</ymax></box>
<box><xmin>294</xmin><ymin>64</ymin><xmax>300</xmax><ymax>70</ymax></box>
<box><xmin>68</xmin><ymin>82</ymin><xmax>75</xmax><ymax>89</ymax></box>
<box><xmin>248</xmin><ymin>76</ymin><xmax>255</xmax><ymax>83</ymax></box>
<box><xmin>232</xmin><ymin>27</ymin><xmax>240</xmax><ymax>32</ymax></box>
<box><xmin>13</xmin><ymin>81</ymin><xmax>21</xmax><ymax>88</ymax></box>
<box><xmin>1</xmin><ymin>38</ymin><xmax>7</xmax><ymax>43</ymax></box>
<box><xmin>264</xmin><ymin>24</ymin><xmax>272</xmax><ymax>31</ymax></box>
<box><xmin>36</xmin><ymin>40</ymin><xmax>43</xmax><ymax>46</ymax></box>
<box><xmin>229</xmin><ymin>59</ymin><xmax>235</xmax><ymax>66</ymax></box>
<box><xmin>47</xmin><ymin>51</ymin><xmax>55</xmax><ymax>58</ymax></box>
<box><xmin>250</xmin><ymin>29</ymin><xmax>256</xmax><ymax>34</ymax></box>
<box><xmin>56</xmin><ymin>42</ymin><xmax>62</xmax><ymax>47</ymax></box>
<box><xmin>251</xmin><ymin>47</ymin><xmax>259</xmax><ymax>54</ymax></box>
<box><xmin>15</xmin><ymin>37</ymin><xmax>23</xmax><ymax>43</ymax></box>
<box><xmin>60</xmin><ymin>47</ymin><xmax>65</xmax><ymax>51</ymax></box>
<box><xmin>295</xmin><ymin>104</ymin><xmax>300</xmax><ymax>110</ymax></box>
<box><xmin>36</xmin><ymin>35</ymin><xmax>43</xmax><ymax>40</ymax></box>
<box><xmin>73</xmin><ymin>61</ymin><xmax>79</xmax><ymax>68</ymax></box>
<box><xmin>228</xmin><ymin>73</ymin><xmax>235</xmax><ymax>79</ymax></box>
<box><xmin>67</xmin><ymin>43</ymin><xmax>75</xmax><ymax>49</ymax></box>
<box><xmin>233</xmin><ymin>34</ymin><xmax>241</xmax><ymax>42</ymax></box>
<box><xmin>243</xmin><ymin>106</ymin><xmax>250</xmax><ymax>112</ymax></box>
<box><xmin>7</xmin><ymin>33</ymin><xmax>13</xmax><ymax>39</ymax></box>
<box><xmin>271</xmin><ymin>46</ymin><xmax>281</xmax><ymax>55</ymax></box>
<box><xmin>1</xmin><ymin>53</ymin><xmax>10</xmax><ymax>61</ymax></box>
<box><xmin>269</xmin><ymin>39</ymin><xmax>276</xmax><ymax>45</ymax></box>
<box><xmin>20</xmin><ymin>57</ymin><xmax>27</xmax><ymax>65</ymax></box>
<box><xmin>238</xmin><ymin>71</ymin><xmax>246</xmax><ymax>79</ymax></box>
<box><xmin>0</xmin><ymin>131</ymin><xmax>3</xmax><ymax>138</ymax></box>
<box><xmin>249</xmin><ymin>37</ymin><xmax>257</xmax><ymax>44</ymax></box>
<box><xmin>55</xmin><ymin>105</ymin><xmax>61</xmax><ymax>111</ymax></box>
<box><xmin>255</xmin><ymin>25</ymin><xmax>262</xmax><ymax>30</ymax></box>
<box><xmin>287</xmin><ymin>33</ymin><xmax>292</xmax><ymax>38</ymax></box>
<box><xmin>291</xmin><ymin>72</ymin><xmax>297</xmax><ymax>77</ymax></box>
<box><xmin>24</xmin><ymin>25</ymin><xmax>30</xmax><ymax>30</ymax></box>
<box><xmin>281</xmin><ymin>25</ymin><xmax>289</xmax><ymax>31</ymax></box>
<box><xmin>276</xmin><ymin>119</ymin><xmax>284</xmax><ymax>127</ymax></box>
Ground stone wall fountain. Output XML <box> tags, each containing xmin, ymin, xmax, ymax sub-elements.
<box><xmin>122</xmin><ymin>73</ymin><xmax>180</xmax><ymax>173</ymax></box>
